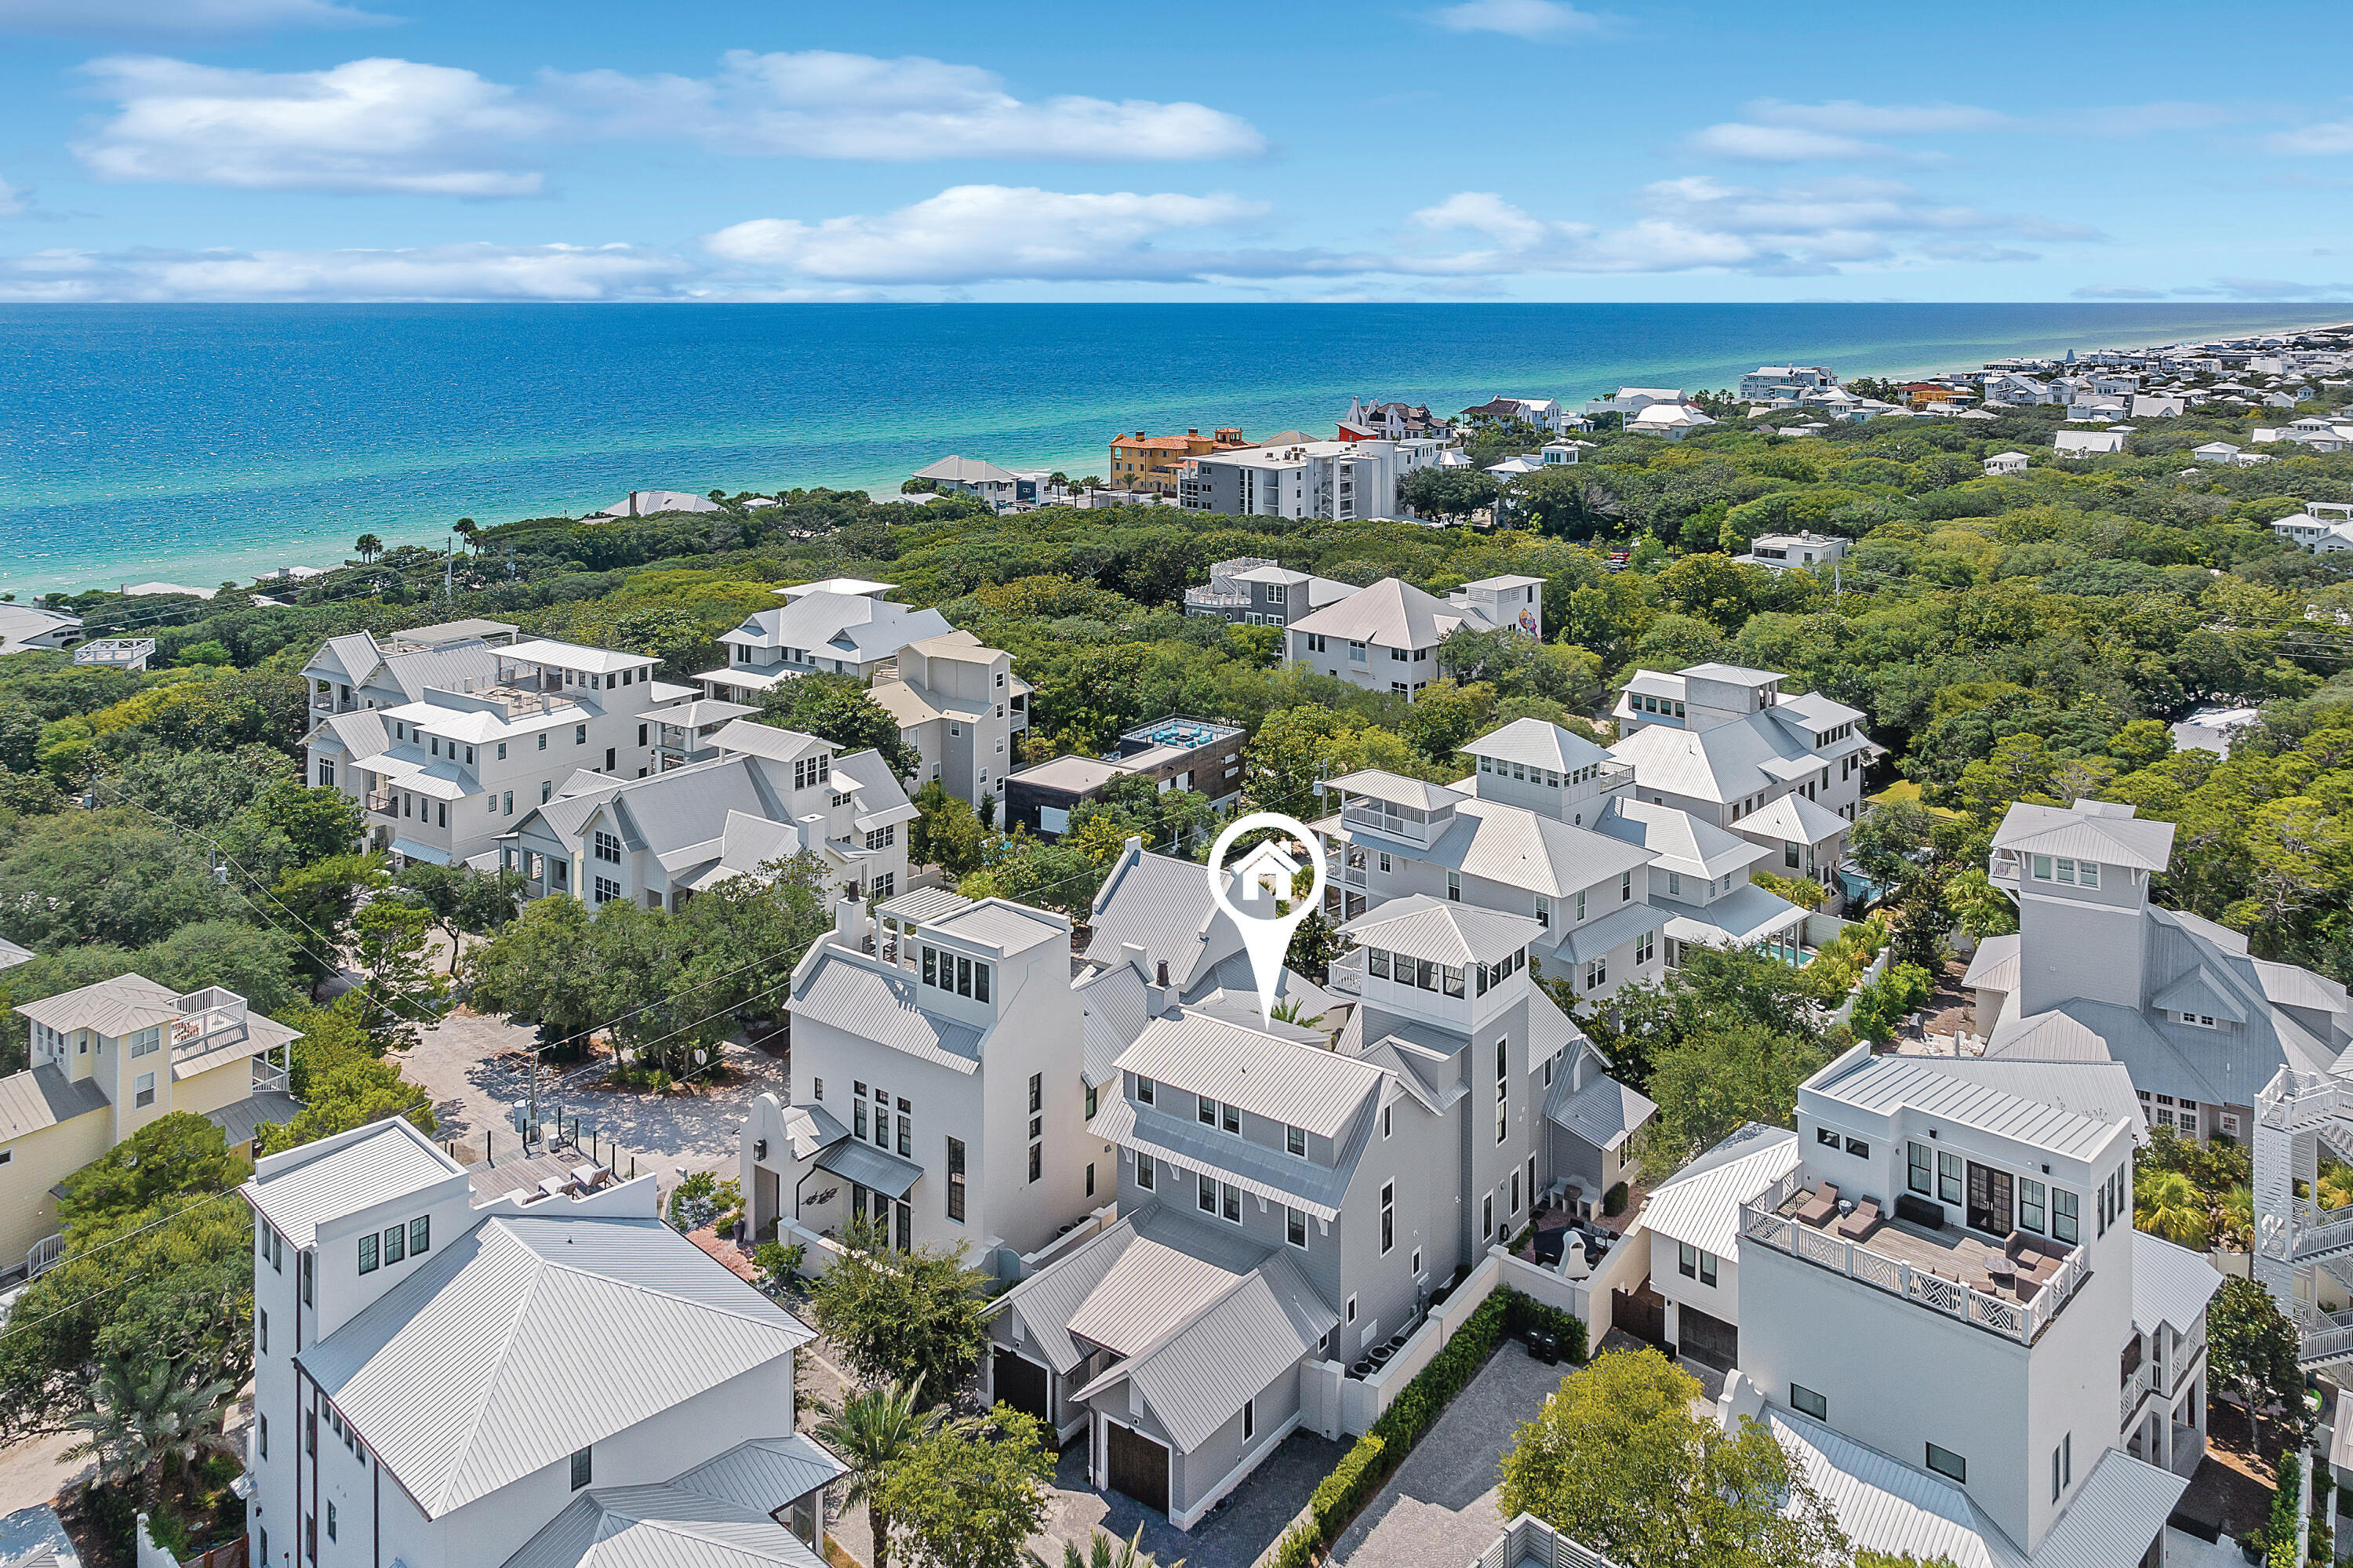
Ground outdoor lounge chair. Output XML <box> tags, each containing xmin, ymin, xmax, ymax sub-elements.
<box><xmin>1835</xmin><ymin>1199</ymin><xmax>1882</xmax><ymax>1240</ymax></box>
<box><xmin>1795</xmin><ymin>1184</ymin><xmax>1839</xmax><ymax>1226</ymax></box>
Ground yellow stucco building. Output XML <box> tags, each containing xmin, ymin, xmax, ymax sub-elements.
<box><xmin>2</xmin><ymin>973</ymin><xmax>300</xmax><ymax>1283</ymax></box>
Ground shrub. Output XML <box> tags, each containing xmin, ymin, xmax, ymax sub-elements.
<box><xmin>1269</xmin><ymin>1523</ymin><xmax>1318</xmax><ymax>1568</ymax></box>
<box><xmin>1372</xmin><ymin>1293</ymin><xmax>1509</xmax><ymax>1450</ymax></box>
<box><xmin>1604</xmin><ymin>1182</ymin><xmax>1628</xmax><ymax>1217</ymax></box>
<box><xmin>2270</xmin><ymin>1453</ymin><xmax>2302</xmax><ymax>1568</ymax></box>
<box><xmin>1308</xmin><ymin>1435</ymin><xmax>1388</xmax><ymax>1541</ymax></box>
<box><xmin>1504</xmin><ymin>1293</ymin><xmax>1590</xmax><ymax>1364</ymax></box>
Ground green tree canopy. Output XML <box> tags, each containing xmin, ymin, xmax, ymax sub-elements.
<box><xmin>807</xmin><ymin>1218</ymin><xmax>991</xmax><ymax>1402</ymax></box>
<box><xmin>1499</xmin><ymin>1348</ymin><xmax>1847</xmax><ymax>1568</ymax></box>
<box><xmin>877</xmin><ymin>1405</ymin><xmax>1054</xmax><ymax>1568</ymax></box>
<box><xmin>758</xmin><ymin>674</ymin><xmax>922</xmax><ymax>779</ymax></box>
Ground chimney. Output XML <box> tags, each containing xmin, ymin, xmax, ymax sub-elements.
<box><xmin>1155</xmin><ymin>959</ymin><xmax>1170</xmax><ymax>987</ymax></box>
<box><xmin>1122</xmin><ymin>941</ymin><xmax>1148</xmax><ymax>979</ymax></box>
<box><xmin>833</xmin><ymin>897</ymin><xmax>867</xmax><ymax>951</ymax></box>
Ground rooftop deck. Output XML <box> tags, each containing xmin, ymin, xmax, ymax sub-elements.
<box><xmin>1739</xmin><ymin>1170</ymin><xmax>2087</xmax><ymax>1345</ymax></box>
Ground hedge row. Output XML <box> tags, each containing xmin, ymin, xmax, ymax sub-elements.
<box><xmin>1267</xmin><ymin>1286</ymin><xmax>1586</xmax><ymax>1567</ymax></box>
<box><xmin>2269</xmin><ymin>1452</ymin><xmax>2303</xmax><ymax>1568</ymax></box>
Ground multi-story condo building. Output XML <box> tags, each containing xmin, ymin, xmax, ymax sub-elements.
<box><xmin>1609</xmin><ymin>661</ymin><xmax>1875</xmax><ymax>904</ymax></box>
<box><xmin>500</xmin><ymin>719</ymin><xmax>913</xmax><ymax>910</ymax></box>
<box><xmin>698</xmin><ymin>579</ymin><xmax>955</xmax><ymax>701</ymax></box>
<box><xmin>3</xmin><ymin>974</ymin><xmax>299</xmax><ymax>1282</ymax></box>
<box><xmin>989</xmin><ymin>897</ymin><xmax>1624</xmax><ymax>1528</ymax></box>
<box><xmin>1180</xmin><ymin>558</ymin><xmax>1358</xmax><ymax>628</ymax></box>
<box><xmin>1737</xmin><ymin>366</ymin><xmax>1838</xmax><ymax>402</ymax></box>
<box><xmin>1178</xmin><ymin>438</ymin><xmax>1400</xmax><ymax>522</ymax></box>
<box><xmin>244</xmin><ymin>1117</ymin><xmax>838</xmax><ymax>1568</ymax></box>
<box><xmin>304</xmin><ymin>634</ymin><xmax>683</xmax><ymax>869</ymax></box>
<box><xmin>1112</xmin><ymin>428</ymin><xmax>1249</xmax><ymax>498</ymax></box>
<box><xmin>1284</xmin><ymin>576</ymin><xmax>1544</xmax><ymax>702</ymax></box>
<box><xmin>1966</xmin><ymin>798</ymin><xmax>2350</xmax><ymax>1144</ymax></box>
<box><xmin>1631</xmin><ymin>1047</ymin><xmax>2209</xmax><ymax>1567</ymax></box>
<box><xmin>866</xmin><ymin>629</ymin><xmax>1030</xmax><ymax>808</ymax></box>
<box><xmin>740</xmin><ymin>890</ymin><xmax>1095</xmax><ymax>1264</ymax></box>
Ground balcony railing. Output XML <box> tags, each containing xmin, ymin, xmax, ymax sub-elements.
<box><xmin>366</xmin><ymin>792</ymin><xmax>399</xmax><ymax>816</ymax></box>
<box><xmin>1738</xmin><ymin>1170</ymin><xmax>2087</xmax><ymax>1346</ymax></box>
<box><xmin>2121</xmin><ymin>1362</ymin><xmax>2155</xmax><ymax>1426</ymax></box>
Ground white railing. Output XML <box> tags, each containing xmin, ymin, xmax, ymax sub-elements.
<box><xmin>26</xmin><ymin>1233</ymin><xmax>64</xmax><ymax>1279</ymax></box>
<box><xmin>1738</xmin><ymin>1196</ymin><xmax>2086</xmax><ymax>1345</ymax></box>
<box><xmin>2297</xmin><ymin>1304</ymin><xmax>2353</xmax><ymax>1367</ymax></box>
<box><xmin>2291</xmin><ymin>1201</ymin><xmax>2353</xmax><ymax>1261</ymax></box>
<box><xmin>2121</xmin><ymin>1362</ymin><xmax>2155</xmax><ymax>1426</ymax></box>
<box><xmin>1467</xmin><ymin>1515</ymin><xmax>1625</xmax><ymax>1568</ymax></box>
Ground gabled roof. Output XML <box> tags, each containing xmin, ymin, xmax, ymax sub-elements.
<box><xmin>1286</xmin><ymin>577</ymin><xmax>1458</xmax><ymax>649</ymax></box>
<box><xmin>1340</xmin><ymin>894</ymin><xmax>1544</xmax><ymax>967</ymax></box>
<box><xmin>1547</xmin><ymin>1072</ymin><xmax>1656</xmax><ymax>1154</ymax></box>
<box><xmin>0</xmin><ymin>934</ymin><xmax>31</xmax><ymax>973</ymax></box>
<box><xmin>706</xmin><ymin>720</ymin><xmax>826</xmax><ymax>767</ymax></box>
<box><xmin>915</xmin><ymin>455</ymin><xmax>1020</xmax><ymax>483</ymax></box>
<box><xmin>926</xmin><ymin>899</ymin><xmax>1067</xmax><ymax>957</ymax></box>
<box><xmin>2132</xmin><ymin>1231</ymin><xmax>2222</xmax><ymax>1337</ymax></box>
<box><xmin>1326</xmin><ymin>770</ymin><xmax>1467</xmax><ymax>813</ymax></box>
<box><xmin>1729</xmin><ymin>791</ymin><xmax>1846</xmax><ymax>847</ymax></box>
<box><xmin>1609</xmin><ymin>712</ymin><xmax>1827</xmax><ymax>807</ymax></box>
<box><xmin>1085</xmin><ymin>844</ymin><xmax>1238</xmax><ymax>991</ymax></box>
<box><xmin>1460</xmin><ymin>718</ymin><xmax>1612</xmax><ymax>775</ymax></box>
<box><xmin>722</xmin><ymin>591</ymin><xmax>953</xmax><ymax>664</ymax></box>
<box><xmin>1642</xmin><ymin>1122</ymin><xmax>1799</xmax><ymax>1256</ymax></box>
<box><xmin>297</xmin><ymin>1213</ymin><xmax>812</xmax><ymax>1519</ymax></box>
<box><xmin>1991</xmin><ymin>799</ymin><xmax>2174</xmax><ymax>872</ymax></box>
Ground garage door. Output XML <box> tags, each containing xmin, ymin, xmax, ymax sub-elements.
<box><xmin>993</xmin><ymin>1350</ymin><xmax>1052</xmax><ymax>1429</ymax></box>
<box><xmin>1678</xmin><ymin>1304</ymin><xmax>1738</xmax><ymax>1373</ymax></box>
<box><xmin>1105</xmin><ymin>1421</ymin><xmax>1170</xmax><ymax>1516</ymax></box>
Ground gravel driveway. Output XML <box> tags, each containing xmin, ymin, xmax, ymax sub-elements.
<box><xmin>402</xmin><ymin>1007</ymin><xmax>784</xmax><ymax>1188</ymax></box>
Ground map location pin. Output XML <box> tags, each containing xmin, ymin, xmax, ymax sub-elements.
<box><xmin>1206</xmin><ymin>813</ymin><xmax>1328</xmax><ymax>1028</ymax></box>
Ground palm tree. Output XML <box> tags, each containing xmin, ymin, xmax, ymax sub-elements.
<box><xmin>453</xmin><ymin>518</ymin><xmax>478</xmax><ymax>552</ymax></box>
<box><xmin>63</xmin><ymin>1358</ymin><xmax>232</xmax><ymax>1509</ymax></box>
<box><xmin>811</xmin><ymin>1379</ymin><xmax>948</xmax><ymax>1568</ymax></box>
<box><xmin>2134</xmin><ymin>1170</ymin><xmax>2209</xmax><ymax>1248</ymax></box>
<box><xmin>1030</xmin><ymin>1526</ymin><xmax>1184</xmax><ymax>1568</ymax></box>
<box><xmin>354</xmin><ymin>533</ymin><xmax>383</xmax><ymax>563</ymax></box>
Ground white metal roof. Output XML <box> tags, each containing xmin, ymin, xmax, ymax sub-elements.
<box><xmin>1340</xmin><ymin>895</ymin><xmax>1544</xmax><ymax>967</ymax></box>
<box><xmin>926</xmin><ymin>899</ymin><xmax>1067</xmax><ymax>956</ymax></box>
<box><xmin>298</xmin><ymin>1213</ymin><xmax>812</xmax><ymax>1519</ymax></box>
<box><xmin>1991</xmin><ymin>799</ymin><xmax>2174</xmax><ymax>872</ymax></box>
<box><xmin>501</xmin><ymin>1437</ymin><xmax>839</xmax><ymax>1568</ymax></box>
<box><xmin>1804</xmin><ymin>1050</ymin><xmax>2130</xmax><ymax>1162</ymax></box>
<box><xmin>243</xmin><ymin>1118</ymin><xmax>465</xmax><ymax>1250</ymax></box>
<box><xmin>1642</xmin><ymin>1122</ymin><xmax>1799</xmax><ymax>1256</ymax></box>
<box><xmin>1460</xmin><ymin>717</ymin><xmax>1612</xmax><ymax>774</ymax></box>
<box><xmin>2130</xmin><ymin>1231</ymin><xmax>2222</xmax><ymax>1337</ymax></box>
<box><xmin>15</xmin><ymin>973</ymin><xmax>184</xmax><ymax>1037</ymax></box>
<box><xmin>1326</xmin><ymin>769</ymin><xmax>1467</xmax><ymax>812</ymax></box>
<box><xmin>501</xmin><ymin>638</ymin><xmax>660</xmax><ymax>675</ymax></box>
<box><xmin>1760</xmin><ymin>1403</ymin><xmax>2024</xmax><ymax>1568</ymax></box>
<box><xmin>1115</xmin><ymin>1011</ymin><xmax>1384</xmax><ymax>1139</ymax></box>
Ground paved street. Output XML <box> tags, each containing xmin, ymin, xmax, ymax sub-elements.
<box><xmin>1327</xmin><ymin>1342</ymin><xmax>1568</xmax><ymax>1568</ymax></box>
<box><xmin>402</xmin><ymin>1008</ymin><xmax>785</xmax><ymax>1187</ymax></box>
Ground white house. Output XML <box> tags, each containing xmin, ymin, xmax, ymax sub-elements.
<box><xmin>2053</xmin><ymin>429</ymin><xmax>2127</xmax><ymax>457</ymax></box>
<box><xmin>1734</xmin><ymin>532</ymin><xmax>1849</xmax><ymax>572</ymax></box>
<box><xmin>1636</xmin><ymin>1048</ymin><xmax>2209</xmax><ymax>1568</ymax></box>
<box><xmin>591</xmin><ymin>490</ymin><xmax>721</xmax><ymax>519</ymax></box>
<box><xmin>699</xmin><ymin>580</ymin><xmax>955</xmax><ymax>701</ymax></box>
<box><xmin>1983</xmin><ymin>451</ymin><xmax>2031</xmax><ymax>477</ymax></box>
<box><xmin>244</xmin><ymin>1117</ymin><xmax>840</xmax><ymax>1568</ymax></box>
<box><xmin>866</xmin><ymin>629</ymin><xmax>1031</xmax><ymax>808</ymax></box>
<box><xmin>2269</xmin><ymin>503</ymin><xmax>2353</xmax><ymax>553</ymax></box>
<box><xmin>2169</xmin><ymin>705</ymin><xmax>2259</xmax><ymax>758</ymax></box>
<box><xmin>1738</xmin><ymin>367</ymin><xmax>1838</xmax><ymax>402</ymax></box>
<box><xmin>911</xmin><ymin>456</ymin><xmax>1023</xmax><ymax>508</ymax></box>
<box><xmin>2129</xmin><ymin>395</ymin><xmax>2187</xmax><ymax>420</ymax></box>
<box><xmin>1626</xmin><ymin>403</ymin><xmax>1718</xmax><ymax>441</ymax></box>
<box><xmin>740</xmin><ymin>890</ymin><xmax>1096</xmax><ymax>1267</ymax></box>
<box><xmin>0</xmin><ymin>605</ymin><xmax>82</xmax><ymax>657</ymax></box>
<box><xmin>1284</xmin><ymin>576</ymin><xmax>1543</xmax><ymax>702</ymax></box>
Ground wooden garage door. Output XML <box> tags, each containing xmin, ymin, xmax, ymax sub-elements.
<box><xmin>1678</xmin><ymin>1304</ymin><xmax>1739</xmax><ymax>1373</ymax></box>
<box><xmin>993</xmin><ymin>1350</ymin><xmax>1052</xmax><ymax>1428</ymax></box>
<box><xmin>1105</xmin><ymin>1421</ymin><xmax>1170</xmax><ymax>1516</ymax></box>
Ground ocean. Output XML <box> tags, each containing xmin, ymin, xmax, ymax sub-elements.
<box><xmin>0</xmin><ymin>301</ymin><xmax>2333</xmax><ymax>597</ymax></box>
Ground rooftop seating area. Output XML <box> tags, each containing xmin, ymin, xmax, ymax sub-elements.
<box><xmin>1740</xmin><ymin>1170</ymin><xmax>2086</xmax><ymax>1344</ymax></box>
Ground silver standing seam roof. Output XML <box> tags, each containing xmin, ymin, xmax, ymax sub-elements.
<box><xmin>295</xmin><ymin>1213</ymin><xmax>813</xmax><ymax>1519</ymax></box>
<box><xmin>1340</xmin><ymin>895</ymin><xmax>1544</xmax><ymax>968</ymax></box>
<box><xmin>789</xmin><ymin>952</ymin><xmax>983</xmax><ymax>1075</ymax></box>
<box><xmin>1085</xmin><ymin>844</ymin><xmax>1238</xmax><ymax>992</ymax></box>
<box><xmin>1805</xmin><ymin>1051</ymin><xmax>2131</xmax><ymax>1162</ymax></box>
<box><xmin>0</xmin><ymin>1065</ymin><xmax>112</xmax><ymax>1144</ymax></box>
<box><xmin>1114</xmin><ymin>1010</ymin><xmax>1384</xmax><ymax>1139</ymax></box>
<box><xmin>245</xmin><ymin>1119</ymin><xmax>465</xmax><ymax>1250</ymax></box>
<box><xmin>502</xmin><ymin>1435</ymin><xmax>842</xmax><ymax>1568</ymax></box>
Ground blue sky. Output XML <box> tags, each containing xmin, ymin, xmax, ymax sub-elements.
<box><xmin>0</xmin><ymin>0</ymin><xmax>2348</xmax><ymax>303</ymax></box>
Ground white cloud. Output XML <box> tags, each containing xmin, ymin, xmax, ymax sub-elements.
<box><xmin>544</xmin><ymin>49</ymin><xmax>1263</xmax><ymax>162</ymax></box>
<box><xmin>0</xmin><ymin>0</ymin><xmax>387</xmax><ymax>33</ymax></box>
<box><xmin>2188</xmin><ymin>276</ymin><xmax>2353</xmax><ymax>301</ymax></box>
<box><xmin>74</xmin><ymin>56</ymin><xmax>554</xmax><ymax>196</ymax></box>
<box><xmin>1427</xmin><ymin>0</ymin><xmax>1602</xmax><ymax>39</ymax></box>
<box><xmin>2272</xmin><ymin>121</ymin><xmax>2353</xmax><ymax>155</ymax></box>
<box><xmin>1744</xmin><ymin>99</ymin><xmax>2011</xmax><ymax>135</ymax></box>
<box><xmin>705</xmin><ymin>184</ymin><xmax>1283</xmax><ymax>284</ymax></box>
<box><xmin>0</xmin><ymin>242</ymin><xmax>698</xmax><ymax>302</ymax></box>
<box><xmin>1687</xmin><ymin>123</ymin><xmax>1895</xmax><ymax>162</ymax></box>
<box><xmin>1401</xmin><ymin>176</ymin><xmax>2089</xmax><ymax>277</ymax></box>
<box><xmin>0</xmin><ymin>179</ymin><xmax>24</xmax><ymax>219</ymax></box>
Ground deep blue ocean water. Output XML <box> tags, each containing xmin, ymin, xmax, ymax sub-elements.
<box><xmin>0</xmin><ymin>301</ymin><xmax>2335</xmax><ymax>596</ymax></box>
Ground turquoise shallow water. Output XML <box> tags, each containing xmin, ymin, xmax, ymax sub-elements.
<box><xmin>0</xmin><ymin>301</ymin><xmax>2333</xmax><ymax>595</ymax></box>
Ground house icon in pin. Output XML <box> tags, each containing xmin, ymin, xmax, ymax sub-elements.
<box><xmin>1231</xmin><ymin>839</ymin><xmax>1304</xmax><ymax>905</ymax></box>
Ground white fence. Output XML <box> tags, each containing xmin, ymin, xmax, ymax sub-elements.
<box><xmin>1467</xmin><ymin>1513</ymin><xmax>1624</xmax><ymax>1568</ymax></box>
<box><xmin>1333</xmin><ymin>1245</ymin><xmax>1596</xmax><ymax>1436</ymax></box>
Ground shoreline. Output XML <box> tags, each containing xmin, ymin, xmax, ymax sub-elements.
<box><xmin>5</xmin><ymin>303</ymin><xmax>2341</xmax><ymax>598</ymax></box>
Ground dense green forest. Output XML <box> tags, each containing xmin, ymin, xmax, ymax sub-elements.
<box><xmin>5</xmin><ymin>395</ymin><xmax>2353</xmax><ymax>1456</ymax></box>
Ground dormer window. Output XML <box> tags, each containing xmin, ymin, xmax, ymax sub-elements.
<box><xmin>2182</xmin><ymin>1011</ymin><xmax>2217</xmax><ymax>1028</ymax></box>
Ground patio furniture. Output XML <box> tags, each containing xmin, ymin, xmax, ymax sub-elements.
<box><xmin>1895</xmin><ymin>1193</ymin><xmax>1946</xmax><ymax>1229</ymax></box>
<box><xmin>1984</xmin><ymin>1255</ymin><xmax>2017</xmax><ymax>1290</ymax></box>
<box><xmin>1795</xmin><ymin>1184</ymin><xmax>1840</xmax><ymax>1227</ymax></box>
<box><xmin>1835</xmin><ymin>1199</ymin><xmax>1882</xmax><ymax>1241</ymax></box>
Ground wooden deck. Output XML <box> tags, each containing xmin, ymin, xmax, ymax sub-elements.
<box><xmin>1775</xmin><ymin>1191</ymin><xmax>2027</xmax><ymax>1301</ymax></box>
